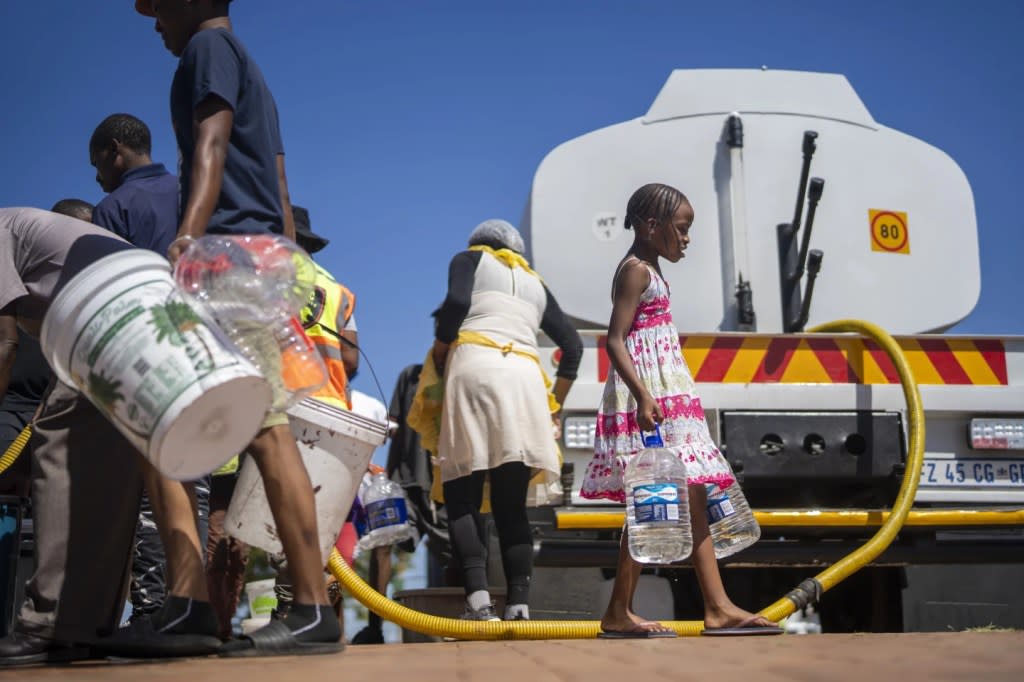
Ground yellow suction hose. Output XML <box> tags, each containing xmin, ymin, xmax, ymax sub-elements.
<box><xmin>760</xmin><ymin>319</ymin><xmax>925</xmax><ymax>622</ymax></box>
<box><xmin>327</xmin><ymin>318</ymin><xmax>924</xmax><ymax>639</ymax></box>
<box><xmin>0</xmin><ymin>425</ymin><xmax>31</xmax><ymax>475</ymax></box>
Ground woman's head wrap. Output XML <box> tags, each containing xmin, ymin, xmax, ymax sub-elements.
<box><xmin>467</xmin><ymin>219</ymin><xmax>525</xmax><ymax>254</ymax></box>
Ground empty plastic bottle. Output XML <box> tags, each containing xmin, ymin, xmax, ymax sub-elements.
<box><xmin>174</xmin><ymin>234</ymin><xmax>316</xmax><ymax>318</ymax></box>
<box><xmin>706</xmin><ymin>480</ymin><xmax>761</xmax><ymax>559</ymax></box>
<box><xmin>274</xmin><ymin>316</ymin><xmax>328</xmax><ymax>403</ymax></box>
<box><xmin>357</xmin><ymin>472</ymin><xmax>416</xmax><ymax>552</ymax></box>
<box><xmin>174</xmin><ymin>234</ymin><xmax>326</xmax><ymax>407</ymax></box>
<box><xmin>205</xmin><ymin>315</ymin><xmax>325</xmax><ymax>410</ymax></box>
<box><xmin>623</xmin><ymin>427</ymin><xmax>692</xmax><ymax>564</ymax></box>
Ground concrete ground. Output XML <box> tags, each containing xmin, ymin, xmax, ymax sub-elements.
<box><xmin>1</xmin><ymin>632</ymin><xmax>1021</xmax><ymax>682</ymax></box>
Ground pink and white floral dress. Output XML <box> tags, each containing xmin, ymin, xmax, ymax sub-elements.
<box><xmin>580</xmin><ymin>260</ymin><xmax>734</xmax><ymax>502</ymax></box>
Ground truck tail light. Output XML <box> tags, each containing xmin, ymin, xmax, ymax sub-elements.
<box><xmin>563</xmin><ymin>416</ymin><xmax>596</xmax><ymax>450</ymax></box>
<box><xmin>969</xmin><ymin>418</ymin><xmax>1024</xmax><ymax>450</ymax></box>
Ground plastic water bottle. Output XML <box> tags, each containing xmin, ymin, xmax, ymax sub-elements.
<box><xmin>175</xmin><ymin>234</ymin><xmax>316</xmax><ymax>318</ymax></box>
<box><xmin>274</xmin><ymin>316</ymin><xmax>327</xmax><ymax>403</ymax></box>
<box><xmin>349</xmin><ymin>472</ymin><xmax>375</xmax><ymax>539</ymax></box>
<box><xmin>174</xmin><ymin>235</ymin><xmax>326</xmax><ymax>406</ymax></box>
<box><xmin>706</xmin><ymin>481</ymin><xmax>761</xmax><ymax>559</ymax></box>
<box><xmin>623</xmin><ymin>427</ymin><xmax>692</xmax><ymax>564</ymax></box>
<box><xmin>357</xmin><ymin>473</ymin><xmax>416</xmax><ymax>552</ymax></box>
<box><xmin>349</xmin><ymin>496</ymin><xmax>369</xmax><ymax>539</ymax></box>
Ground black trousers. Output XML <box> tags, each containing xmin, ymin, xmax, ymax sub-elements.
<box><xmin>129</xmin><ymin>478</ymin><xmax>210</xmax><ymax>619</ymax></box>
<box><xmin>442</xmin><ymin>462</ymin><xmax>533</xmax><ymax>606</ymax></box>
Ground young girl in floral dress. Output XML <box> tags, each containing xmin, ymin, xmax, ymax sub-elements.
<box><xmin>582</xmin><ymin>183</ymin><xmax>781</xmax><ymax>638</ymax></box>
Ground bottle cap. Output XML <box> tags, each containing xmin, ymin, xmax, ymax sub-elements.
<box><xmin>642</xmin><ymin>424</ymin><xmax>664</xmax><ymax>448</ymax></box>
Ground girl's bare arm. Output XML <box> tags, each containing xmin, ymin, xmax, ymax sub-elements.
<box><xmin>606</xmin><ymin>261</ymin><xmax>662</xmax><ymax>429</ymax></box>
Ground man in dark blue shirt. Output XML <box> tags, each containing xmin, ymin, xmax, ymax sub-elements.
<box><xmin>145</xmin><ymin>0</ymin><xmax>295</xmax><ymax>251</ymax></box>
<box><xmin>169</xmin><ymin>26</ymin><xmax>289</xmax><ymax>237</ymax></box>
<box><xmin>90</xmin><ymin>112</ymin><xmax>213</xmax><ymax>627</ymax></box>
<box><xmin>89</xmin><ymin>114</ymin><xmax>178</xmax><ymax>256</ymax></box>
<box><xmin>130</xmin><ymin>0</ymin><xmax>336</xmax><ymax>659</ymax></box>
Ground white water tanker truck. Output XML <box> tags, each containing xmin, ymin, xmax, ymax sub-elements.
<box><xmin>522</xmin><ymin>69</ymin><xmax>1023</xmax><ymax>632</ymax></box>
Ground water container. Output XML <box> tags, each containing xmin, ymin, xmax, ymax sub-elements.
<box><xmin>224</xmin><ymin>398</ymin><xmax>387</xmax><ymax>563</ymax></box>
<box><xmin>706</xmin><ymin>481</ymin><xmax>761</xmax><ymax>559</ymax></box>
<box><xmin>174</xmin><ymin>234</ymin><xmax>317</xmax><ymax>317</ymax></box>
<box><xmin>623</xmin><ymin>427</ymin><xmax>692</xmax><ymax>564</ymax></box>
<box><xmin>175</xmin><ymin>235</ymin><xmax>327</xmax><ymax>409</ymax></box>
<box><xmin>357</xmin><ymin>473</ymin><xmax>416</xmax><ymax>552</ymax></box>
<box><xmin>349</xmin><ymin>495</ymin><xmax>369</xmax><ymax>539</ymax></box>
<box><xmin>40</xmin><ymin>250</ymin><xmax>272</xmax><ymax>480</ymax></box>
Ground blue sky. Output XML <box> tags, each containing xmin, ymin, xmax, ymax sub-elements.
<box><xmin>2</xmin><ymin>0</ymin><xmax>1022</xmax><ymax>408</ymax></box>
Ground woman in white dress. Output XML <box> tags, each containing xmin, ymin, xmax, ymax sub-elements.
<box><xmin>431</xmin><ymin>220</ymin><xmax>582</xmax><ymax>621</ymax></box>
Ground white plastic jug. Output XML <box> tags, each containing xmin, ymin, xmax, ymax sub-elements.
<box><xmin>624</xmin><ymin>427</ymin><xmax>692</xmax><ymax>564</ymax></box>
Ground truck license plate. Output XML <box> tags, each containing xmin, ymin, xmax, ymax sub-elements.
<box><xmin>920</xmin><ymin>458</ymin><xmax>1024</xmax><ymax>487</ymax></box>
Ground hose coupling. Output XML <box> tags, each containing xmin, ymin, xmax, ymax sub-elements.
<box><xmin>785</xmin><ymin>577</ymin><xmax>823</xmax><ymax>610</ymax></box>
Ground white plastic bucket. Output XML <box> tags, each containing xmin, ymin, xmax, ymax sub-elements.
<box><xmin>224</xmin><ymin>397</ymin><xmax>387</xmax><ymax>563</ymax></box>
<box><xmin>241</xmin><ymin>578</ymin><xmax>276</xmax><ymax>635</ymax></box>
<box><xmin>39</xmin><ymin>250</ymin><xmax>273</xmax><ymax>480</ymax></box>
<box><xmin>244</xmin><ymin>578</ymin><xmax>278</xmax><ymax>618</ymax></box>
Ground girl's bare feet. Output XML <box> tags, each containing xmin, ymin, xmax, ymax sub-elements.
<box><xmin>600</xmin><ymin>608</ymin><xmax>674</xmax><ymax>634</ymax></box>
<box><xmin>703</xmin><ymin>604</ymin><xmax>777</xmax><ymax>630</ymax></box>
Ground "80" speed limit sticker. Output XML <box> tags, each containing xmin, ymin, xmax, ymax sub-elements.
<box><xmin>869</xmin><ymin>209</ymin><xmax>910</xmax><ymax>254</ymax></box>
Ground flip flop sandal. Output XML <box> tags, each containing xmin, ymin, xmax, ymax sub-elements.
<box><xmin>701</xmin><ymin>615</ymin><xmax>784</xmax><ymax>636</ymax></box>
<box><xmin>598</xmin><ymin>623</ymin><xmax>678</xmax><ymax>639</ymax></box>
<box><xmin>219</xmin><ymin>620</ymin><xmax>344</xmax><ymax>658</ymax></box>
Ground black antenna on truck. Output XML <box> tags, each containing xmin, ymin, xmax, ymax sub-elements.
<box><xmin>727</xmin><ymin>114</ymin><xmax>757</xmax><ymax>332</ymax></box>
<box><xmin>792</xmin><ymin>249</ymin><xmax>823</xmax><ymax>332</ymax></box>
<box><xmin>791</xmin><ymin>132</ymin><xmax>818</xmax><ymax>238</ymax></box>
<box><xmin>778</xmin><ymin>131</ymin><xmax>826</xmax><ymax>332</ymax></box>
<box><xmin>795</xmin><ymin>178</ymin><xmax>825</xmax><ymax>282</ymax></box>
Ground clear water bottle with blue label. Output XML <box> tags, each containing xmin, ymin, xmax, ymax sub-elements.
<box><xmin>624</xmin><ymin>426</ymin><xmax>692</xmax><ymax>564</ymax></box>
<box><xmin>705</xmin><ymin>479</ymin><xmax>760</xmax><ymax>559</ymax></box>
<box><xmin>357</xmin><ymin>472</ymin><xmax>416</xmax><ymax>552</ymax></box>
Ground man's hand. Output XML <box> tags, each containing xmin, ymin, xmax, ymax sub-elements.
<box><xmin>166</xmin><ymin>235</ymin><xmax>198</xmax><ymax>266</ymax></box>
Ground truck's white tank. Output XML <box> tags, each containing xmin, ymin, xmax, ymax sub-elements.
<box><xmin>522</xmin><ymin>69</ymin><xmax>980</xmax><ymax>334</ymax></box>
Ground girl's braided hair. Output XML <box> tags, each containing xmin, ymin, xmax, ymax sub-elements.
<box><xmin>624</xmin><ymin>183</ymin><xmax>689</xmax><ymax>231</ymax></box>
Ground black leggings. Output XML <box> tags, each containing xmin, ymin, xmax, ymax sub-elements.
<box><xmin>443</xmin><ymin>462</ymin><xmax>533</xmax><ymax>605</ymax></box>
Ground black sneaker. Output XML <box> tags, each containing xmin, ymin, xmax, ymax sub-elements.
<box><xmin>92</xmin><ymin>598</ymin><xmax>222</xmax><ymax>658</ymax></box>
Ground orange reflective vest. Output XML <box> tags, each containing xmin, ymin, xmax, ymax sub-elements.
<box><xmin>300</xmin><ymin>263</ymin><xmax>355</xmax><ymax>409</ymax></box>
